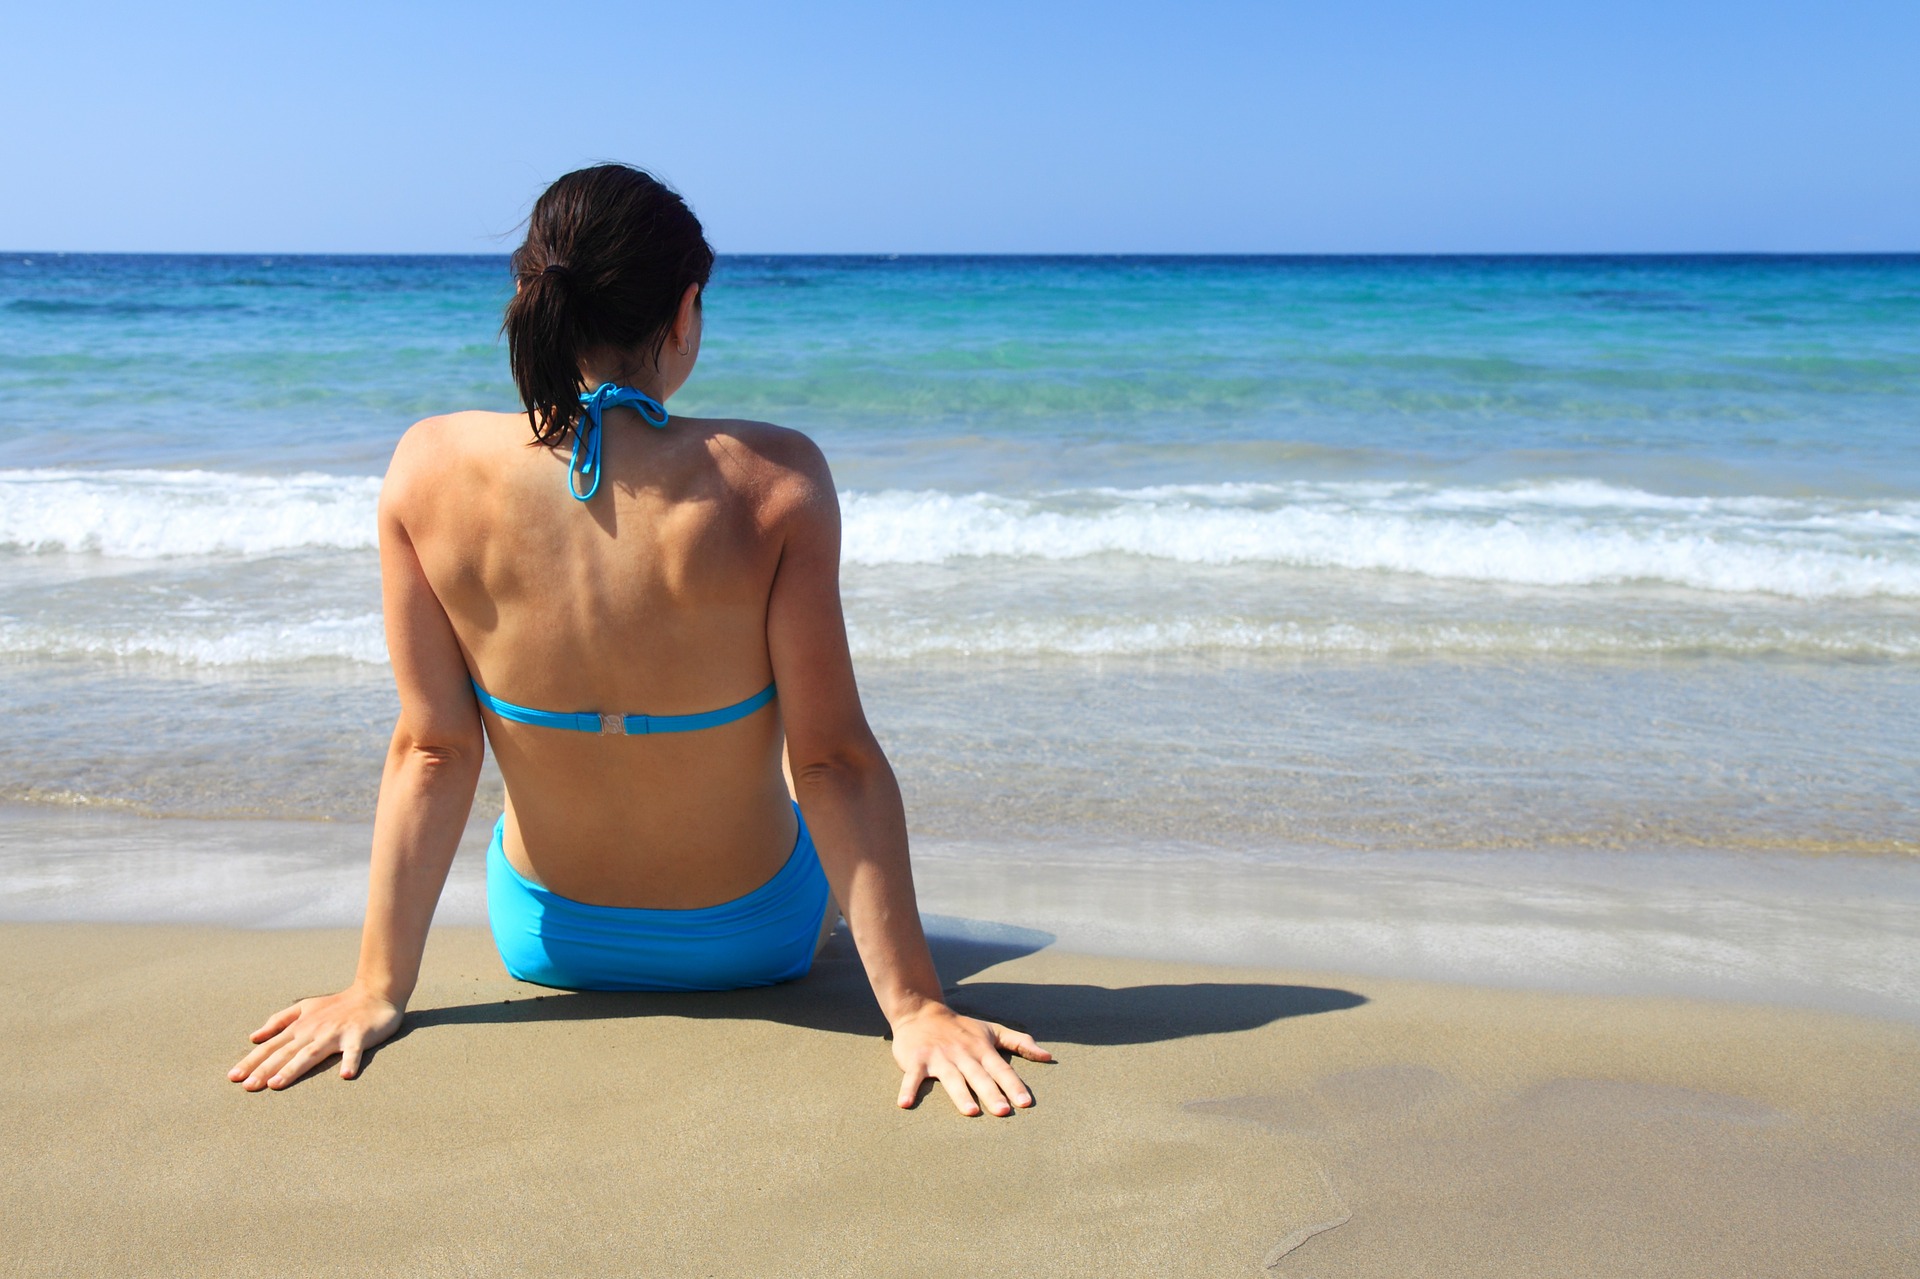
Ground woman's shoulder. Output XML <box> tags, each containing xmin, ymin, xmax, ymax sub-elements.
<box><xmin>687</xmin><ymin>416</ymin><xmax>837</xmax><ymax>509</ymax></box>
<box><xmin>381</xmin><ymin>410</ymin><xmax>526</xmax><ymax>514</ymax></box>
<box><xmin>692</xmin><ymin>416</ymin><xmax>828</xmax><ymax>472</ymax></box>
<box><xmin>390</xmin><ymin>409</ymin><xmax>525</xmax><ymax>461</ymax></box>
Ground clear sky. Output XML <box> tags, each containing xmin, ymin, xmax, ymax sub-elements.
<box><xmin>3</xmin><ymin>0</ymin><xmax>1915</xmax><ymax>254</ymax></box>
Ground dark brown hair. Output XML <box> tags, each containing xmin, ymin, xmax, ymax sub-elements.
<box><xmin>504</xmin><ymin>164</ymin><xmax>715</xmax><ymax>445</ymax></box>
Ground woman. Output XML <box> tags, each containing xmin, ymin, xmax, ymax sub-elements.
<box><xmin>228</xmin><ymin>165</ymin><xmax>1049</xmax><ymax>1116</ymax></box>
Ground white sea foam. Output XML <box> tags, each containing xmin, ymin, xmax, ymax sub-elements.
<box><xmin>0</xmin><ymin>614</ymin><xmax>388</xmax><ymax>666</ymax></box>
<box><xmin>0</xmin><ymin>468</ymin><xmax>380</xmax><ymax>557</ymax></box>
<box><xmin>5</xmin><ymin>610</ymin><xmax>1910</xmax><ymax>668</ymax></box>
<box><xmin>839</xmin><ymin>483</ymin><xmax>1920</xmax><ymax>599</ymax></box>
<box><xmin>3</xmin><ymin>467</ymin><xmax>1918</xmax><ymax>600</ymax></box>
<box><xmin>843</xmin><ymin>617</ymin><xmax>1920</xmax><ymax>661</ymax></box>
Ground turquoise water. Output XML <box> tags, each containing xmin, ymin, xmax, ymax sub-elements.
<box><xmin>712</xmin><ymin>255</ymin><xmax>1920</xmax><ymax>497</ymax></box>
<box><xmin>7</xmin><ymin>253</ymin><xmax>1919</xmax><ymax>488</ymax></box>
<box><xmin>0</xmin><ymin>253</ymin><xmax>1916</xmax><ymax>857</ymax></box>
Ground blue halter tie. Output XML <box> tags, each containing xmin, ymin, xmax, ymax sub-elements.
<box><xmin>569</xmin><ymin>382</ymin><xmax>670</xmax><ymax>502</ymax></box>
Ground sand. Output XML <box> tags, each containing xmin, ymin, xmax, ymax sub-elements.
<box><xmin>4</xmin><ymin>921</ymin><xmax>1917</xmax><ymax>1278</ymax></box>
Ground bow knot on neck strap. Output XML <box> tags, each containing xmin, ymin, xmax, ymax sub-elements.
<box><xmin>569</xmin><ymin>382</ymin><xmax>670</xmax><ymax>502</ymax></box>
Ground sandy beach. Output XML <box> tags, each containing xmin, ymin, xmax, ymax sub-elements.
<box><xmin>6</xmin><ymin>920</ymin><xmax>1915</xmax><ymax>1278</ymax></box>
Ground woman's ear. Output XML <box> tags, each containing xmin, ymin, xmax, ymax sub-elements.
<box><xmin>673</xmin><ymin>283</ymin><xmax>701</xmax><ymax>355</ymax></box>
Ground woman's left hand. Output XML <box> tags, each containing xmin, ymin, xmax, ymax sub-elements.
<box><xmin>890</xmin><ymin>1003</ymin><xmax>1052</xmax><ymax>1116</ymax></box>
<box><xmin>228</xmin><ymin>985</ymin><xmax>404</xmax><ymax>1091</ymax></box>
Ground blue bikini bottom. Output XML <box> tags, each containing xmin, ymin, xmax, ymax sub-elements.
<box><xmin>485</xmin><ymin>804</ymin><xmax>832</xmax><ymax>992</ymax></box>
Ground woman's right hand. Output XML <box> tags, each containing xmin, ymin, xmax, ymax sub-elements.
<box><xmin>228</xmin><ymin>985</ymin><xmax>403</xmax><ymax>1091</ymax></box>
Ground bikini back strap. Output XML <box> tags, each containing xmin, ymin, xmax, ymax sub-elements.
<box><xmin>471</xmin><ymin>678</ymin><xmax>776</xmax><ymax>737</ymax></box>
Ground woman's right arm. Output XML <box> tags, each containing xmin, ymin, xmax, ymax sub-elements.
<box><xmin>229</xmin><ymin>424</ymin><xmax>483</xmax><ymax>1090</ymax></box>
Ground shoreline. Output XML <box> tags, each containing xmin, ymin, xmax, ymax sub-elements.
<box><xmin>7</xmin><ymin>919</ymin><xmax>1917</xmax><ymax>1277</ymax></box>
<box><xmin>4</xmin><ymin>802</ymin><xmax>1918</xmax><ymax>1023</ymax></box>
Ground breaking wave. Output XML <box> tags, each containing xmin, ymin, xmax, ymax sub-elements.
<box><xmin>4</xmin><ymin>468</ymin><xmax>1918</xmax><ymax>601</ymax></box>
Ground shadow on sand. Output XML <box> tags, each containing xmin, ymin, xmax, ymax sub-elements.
<box><xmin>397</xmin><ymin>916</ymin><xmax>1366</xmax><ymax>1048</ymax></box>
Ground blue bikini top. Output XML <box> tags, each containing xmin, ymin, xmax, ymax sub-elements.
<box><xmin>470</xmin><ymin>381</ymin><xmax>776</xmax><ymax>735</ymax></box>
<box><xmin>472</xmin><ymin>679</ymin><xmax>776</xmax><ymax>737</ymax></box>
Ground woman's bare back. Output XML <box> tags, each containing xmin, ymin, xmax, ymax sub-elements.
<box><xmin>386</xmin><ymin>404</ymin><xmax>813</xmax><ymax>908</ymax></box>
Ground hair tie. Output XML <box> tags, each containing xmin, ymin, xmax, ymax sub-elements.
<box><xmin>541</xmin><ymin>262</ymin><xmax>571</xmax><ymax>280</ymax></box>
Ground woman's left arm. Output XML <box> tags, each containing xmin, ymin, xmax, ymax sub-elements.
<box><xmin>229</xmin><ymin>427</ymin><xmax>484</xmax><ymax>1090</ymax></box>
<box><xmin>763</xmin><ymin>433</ymin><xmax>1051</xmax><ymax>1115</ymax></box>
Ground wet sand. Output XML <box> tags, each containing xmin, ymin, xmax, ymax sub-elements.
<box><xmin>5</xmin><ymin>921</ymin><xmax>1917</xmax><ymax>1277</ymax></box>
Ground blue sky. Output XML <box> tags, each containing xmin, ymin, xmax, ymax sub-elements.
<box><xmin>3</xmin><ymin>1</ymin><xmax>1914</xmax><ymax>253</ymax></box>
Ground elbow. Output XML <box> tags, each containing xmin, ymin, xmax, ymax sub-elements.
<box><xmin>407</xmin><ymin>740</ymin><xmax>482</xmax><ymax>769</ymax></box>
<box><xmin>790</xmin><ymin>738</ymin><xmax>889</xmax><ymax>794</ymax></box>
<box><xmin>390</xmin><ymin>726</ymin><xmax>485</xmax><ymax>779</ymax></box>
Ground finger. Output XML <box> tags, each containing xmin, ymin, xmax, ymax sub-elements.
<box><xmin>244</xmin><ymin>1041</ymin><xmax>303</xmax><ymax>1092</ymax></box>
<box><xmin>984</xmin><ymin>1053</ymin><xmax>1034</xmax><ymax>1109</ymax></box>
<box><xmin>934</xmin><ymin>1061</ymin><xmax>982</xmax><ymax>1117</ymax></box>
<box><xmin>896</xmin><ymin>1064</ymin><xmax>927</xmax><ymax>1110</ymax></box>
<box><xmin>250</xmin><ymin>1004</ymin><xmax>303</xmax><ymax>1043</ymax></box>
<box><xmin>958</xmin><ymin>1057</ymin><xmax>1013</xmax><ymax>1117</ymax></box>
<box><xmin>992</xmin><ymin>1024</ymin><xmax>1054</xmax><ymax>1063</ymax></box>
<box><xmin>229</xmin><ymin>1029</ymin><xmax>293</xmax><ymax>1082</ymax></box>
<box><xmin>339</xmin><ymin>1029</ymin><xmax>364</xmax><ymax>1081</ymax></box>
<box><xmin>269</xmin><ymin>1040</ymin><xmax>335</xmax><ymax>1090</ymax></box>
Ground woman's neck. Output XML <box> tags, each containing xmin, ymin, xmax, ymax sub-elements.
<box><xmin>579</xmin><ymin>363</ymin><xmax>666</xmax><ymax>402</ymax></box>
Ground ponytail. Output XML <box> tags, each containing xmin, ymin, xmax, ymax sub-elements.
<box><xmin>502</xmin><ymin>165</ymin><xmax>714</xmax><ymax>448</ymax></box>
<box><xmin>504</xmin><ymin>261</ymin><xmax>587</xmax><ymax>445</ymax></box>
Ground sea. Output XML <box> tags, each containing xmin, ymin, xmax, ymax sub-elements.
<box><xmin>2</xmin><ymin>253</ymin><xmax>1916</xmax><ymax>1013</ymax></box>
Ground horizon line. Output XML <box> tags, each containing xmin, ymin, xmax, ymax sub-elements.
<box><xmin>6</xmin><ymin>248</ymin><xmax>1920</xmax><ymax>261</ymax></box>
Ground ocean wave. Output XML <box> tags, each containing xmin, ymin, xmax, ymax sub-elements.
<box><xmin>0</xmin><ymin>614</ymin><xmax>387</xmax><ymax>666</ymax></box>
<box><xmin>3</xmin><ymin>611</ymin><xmax>1914</xmax><ymax>668</ymax></box>
<box><xmin>4</xmin><ymin>467</ymin><xmax>1917</xmax><ymax>601</ymax></box>
<box><xmin>0</xmin><ymin>468</ymin><xmax>379</xmax><ymax>557</ymax></box>
<box><xmin>840</xmin><ymin>483</ymin><xmax>1920</xmax><ymax>599</ymax></box>
<box><xmin>845</xmin><ymin>617</ymin><xmax>1920</xmax><ymax>661</ymax></box>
